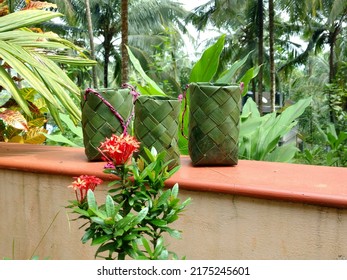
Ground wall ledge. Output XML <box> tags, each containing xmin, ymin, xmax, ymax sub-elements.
<box><xmin>1</xmin><ymin>142</ymin><xmax>346</xmax><ymax>208</ymax></box>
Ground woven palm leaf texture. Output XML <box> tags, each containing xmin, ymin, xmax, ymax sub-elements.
<box><xmin>81</xmin><ymin>88</ymin><xmax>134</xmax><ymax>161</ymax></box>
<box><xmin>188</xmin><ymin>83</ymin><xmax>241</xmax><ymax>166</ymax></box>
<box><xmin>134</xmin><ymin>95</ymin><xmax>181</xmax><ymax>169</ymax></box>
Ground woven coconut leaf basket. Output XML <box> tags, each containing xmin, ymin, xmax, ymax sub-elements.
<box><xmin>134</xmin><ymin>95</ymin><xmax>181</xmax><ymax>169</ymax></box>
<box><xmin>81</xmin><ymin>88</ymin><xmax>134</xmax><ymax>161</ymax></box>
<box><xmin>187</xmin><ymin>82</ymin><xmax>241</xmax><ymax>166</ymax></box>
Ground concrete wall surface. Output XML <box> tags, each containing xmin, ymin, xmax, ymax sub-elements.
<box><xmin>1</xmin><ymin>169</ymin><xmax>346</xmax><ymax>260</ymax></box>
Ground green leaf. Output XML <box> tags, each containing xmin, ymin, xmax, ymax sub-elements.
<box><xmin>238</xmin><ymin>65</ymin><xmax>261</xmax><ymax>96</ymax></box>
<box><xmin>239</xmin><ymin>117</ymin><xmax>262</xmax><ymax>138</ymax></box>
<box><xmin>81</xmin><ymin>229</ymin><xmax>94</xmax><ymax>244</ymax></box>
<box><xmin>164</xmin><ymin>227</ymin><xmax>182</xmax><ymax>239</ymax></box>
<box><xmin>140</xmin><ymin>237</ymin><xmax>153</xmax><ymax>258</ymax></box>
<box><xmin>105</xmin><ymin>195</ymin><xmax>115</xmax><ymax>218</ymax></box>
<box><xmin>87</xmin><ymin>190</ymin><xmax>97</xmax><ymax>211</ymax></box>
<box><xmin>0</xmin><ymin>10</ymin><xmax>62</xmax><ymax>33</ymax></box>
<box><xmin>42</xmin><ymin>133</ymin><xmax>81</xmax><ymax>147</ymax></box>
<box><xmin>171</xmin><ymin>183</ymin><xmax>179</xmax><ymax>198</ymax></box>
<box><xmin>91</xmin><ymin>235</ymin><xmax>112</xmax><ymax>246</ymax></box>
<box><xmin>90</xmin><ymin>216</ymin><xmax>105</xmax><ymax>225</ymax></box>
<box><xmin>216</xmin><ymin>50</ymin><xmax>253</xmax><ymax>84</ymax></box>
<box><xmin>153</xmin><ymin>237</ymin><xmax>165</xmax><ymax>258</ymax></box>
<box><xmin>72</xmin><ymin>208</ymin><xmax>90</xmax><ymax>217</ymax></box>
<box><xmin>0</xmin><ymin>67</ymin><xmax>31</xmax><ymax>117</ymax></box>
<box><xmin>116</xmin><ymin>214</ymin><xmax>135</xmax><ymax>230</ymax></box>
<box><xmin>189</xmin><ymin>34</ymin><xmax>226</xmax><ymax>83</ymax></box>
<box><xmin>157</xmin><ymin>190</ymin><xmax>171</xmax><ymax>207</ymax></box>
<box><xmin>0</xmin><ymin>41</ymin><xmax>60</xmax><ymax>107</ymax></box>
<box><xmin>151</xmin><ymin>219</ymin><xmax>167</xmax><ymax>227</ymax></box>
<box><xmin>127</xmin><ymin>46</ymin><xmax>165</xmax><ymax>96</ymax></box>
<box><xmin>134</xmin><ymin>207</ymin><xmax>149</xmax><ymax>224</ymax></box>
<box><xmin>265</xmin><ymin>143</ymin><xmax>299</xmax><ymax>162</ymax></box>
<box><xmin>59</xmin><ymin>113</ymin><xmax>83</xmax><ymax>138</ymax></box>
<box><xmin>95</xmin><ymin>242</ymin><xmax>116</xmax><ymax>256</ymax></box>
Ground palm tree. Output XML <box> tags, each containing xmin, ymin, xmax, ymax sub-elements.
<box><xmin>277</xmin><ymin>0</ymin><xmax>347</xmax><ymax>121</ymax></box>
<box><xmin>52</xmin><ymin>0</ymin><xmax>190</xmax><ymax>88</ymax></box>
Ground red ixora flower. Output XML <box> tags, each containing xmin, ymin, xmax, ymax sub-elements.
<box><xmin>68</xmin><ymin>175</ymin><xmax>103</xmax><ymax>204</ymax></box>
<box><xmin>99</xmin><ymin>133</ymin><xmax>140</xmax><ymax>166</ymax></box>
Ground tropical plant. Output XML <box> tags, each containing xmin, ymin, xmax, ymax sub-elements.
<box><xmin>299</xmin><ymin>123</ymin><xmax>347</xmax><ymax>167</ymax></box>
<box><xmin>67</xmin><ymin>135</ymin><xmax>190</xmax><ymax>260</ymax></box>
<box><xmin>0</xmin><ymin>88</ymin><xmax>48</xmax><ymax>144</ymax></box>
<box><xmin>43</xmin><ymin>113</ymin><xmax>83</xmax><ymax>147</ymax></box>
<box><xmin>0</xmin><ymin>9</ymin><xmax>96</xmax><ymax>129</ymax></box>
<box><xmin>128</xmin><ymin>34</ymin><xmax>260</xmax><ymax>155</ymax></box>
<box><xmin>239</xmin><ymin>96</ymin><xmax>312</xmax><ymax>162</ymax></box>
<box><xmin>52</xmin><ymin>0</ymin><xmax>190</xmax><ymax>88</ymax></box>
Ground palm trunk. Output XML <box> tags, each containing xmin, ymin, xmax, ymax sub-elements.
<box><xmin>269</xmin><ymin>0</ymin><xmax>276</xmax><ymax>113</ymax></box>
<box><xmin>328</xmin><ymin>24</ymin><xmax>341</xmax><ymax>122</ymax></box>
<box><xmin>257</xmin><ymin>0</ymin><xmax>264</xmax><ymax>115</ymax></box>
<box><xmin>103</xmin><ymin>34</ymin><xmax>112</xmax><ymax>88</ymax></box>
<box><xmin>121</xmin><ymin>0</ymin><xmax>129</xmax><ymax>84</ymax></box>
<box><xmin>85</xmin><ymin>0</ymin><xmax>98</xmax><ymax>88</ymax></box>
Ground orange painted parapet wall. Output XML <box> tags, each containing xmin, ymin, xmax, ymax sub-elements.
<box><xmin>1</xmin><ymin>142</ymin><xmax>347</xmax><ymax>260</ymax></box>
<box><xmin>0</xmin><ymin>142</ymin><xmax>346</xmax><ymax>208</ymax></box>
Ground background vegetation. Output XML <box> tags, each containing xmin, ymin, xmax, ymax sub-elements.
<box><xmin>0</xmin><ymin>0</ymin><xmax>346</xmax><ymax>166</ymax></box>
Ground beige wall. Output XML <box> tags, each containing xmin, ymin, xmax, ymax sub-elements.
<box><xmin>1</xmin><ymin>169</ymin><xmax>346</xmax><ymax>260</ymax></box>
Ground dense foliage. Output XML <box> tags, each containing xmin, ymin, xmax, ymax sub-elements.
<box><xmin>0</xmin><ymin>0</ymin><xmax>346</xmax><ymax>166</ymax></box>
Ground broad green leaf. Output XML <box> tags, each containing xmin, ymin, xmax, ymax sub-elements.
<box><xmin>127</xmin><ymin>46</ymin><xmax>165</xmax><ymax>96</ymax></box>
<box><xmin>189</xmin><ymin>34</ymin><xmax>226</xmax><ymax>83</ymax></box>
<box><xmin>241</xmin><ymin>97</ymin><xmax>260</xmax><ymax>119</ymax></box>
<box><xmin>59</xmin><ymin>113</ymin><xmax>83</xmax><ymax>138</ymax></box>
<box><xmin>265</xmin><ymin>143</ymin><xmax>299</xmax><ymax>163</ymax></box>
<box><xmin>238</xmin><ymin>65</ymin><xmax>261</xmax><ymax>96</ymax></box>
<box><xmin>239</xmin><ymin>117</ymin><xmax>262</xmax><ymax>138</ymax></box>
<box><xmin>216</xmin><ymin>51</ymin><xmax>253</xmax><ymax>84</ymax></box>
<box><xmin>42</xmin><ymin>133</ymin><xmax>81</xmax><ymax>147</ymax></box>
<box><xmin>275</xmin><ymin>97</ymin><xmax>312</xmax><ymax>132</ymax></box>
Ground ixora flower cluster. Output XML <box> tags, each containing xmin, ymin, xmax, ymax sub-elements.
<box><xmin>67</xmin><ymin>133</ymin><xmax>190</xmax><ymax>260</ymax></box>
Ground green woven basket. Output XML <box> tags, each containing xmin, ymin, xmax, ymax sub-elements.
<box><xmin>188</xmin><ymin>82</ymin><xmax>241</xmax><ymax>166</ymax></box>
<box><xmin>134</xmin><ymin>95</ymin><xmax>181</xmax><ymax>169</ymax></box>
<box><xmin>81</xmin><ymin>88</ymin><xmax>134</xmax><ymax>161</ymax></box>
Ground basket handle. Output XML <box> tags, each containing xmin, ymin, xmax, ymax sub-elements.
<box><xmin>84</xmin><ymin>85</ymin><xmax>140</xmax><ymax>135</ymax></box>
<box><xmin>179</xmin><ymin>84</ymin><xmax>189</xmax><ymax>140</ymax></box>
